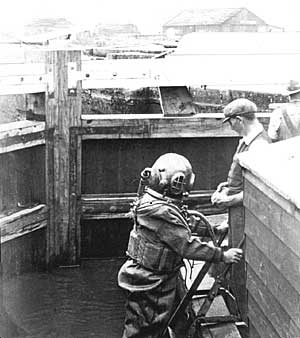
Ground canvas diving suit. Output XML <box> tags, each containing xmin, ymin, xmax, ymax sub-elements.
<box><xmin>118</xmin><ymin>188</ymin><xmax>224</xmax><ymax>338</ymax></box>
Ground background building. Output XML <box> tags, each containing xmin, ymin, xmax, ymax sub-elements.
<box><xmin>163</xmin><ymin>7</ymin><xmax>283</xmax><ymax>39</ymax></box>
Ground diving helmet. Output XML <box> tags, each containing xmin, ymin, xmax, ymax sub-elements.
<box><xmin>146</xmin><ymin>153</ymin><xmax>195</xmax><ymax>197</ymax></box>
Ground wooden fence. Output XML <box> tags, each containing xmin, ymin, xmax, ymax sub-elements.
<box><xmin>239</xmin><ymin>136</ymin><xmax>300</xmax><ymax>338</ymax></box>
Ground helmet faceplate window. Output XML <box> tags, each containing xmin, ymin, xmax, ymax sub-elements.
<box><xmin>170</xmin><ymin>172</ymin><xmax>186</xmax><ymax>195</ymax></box>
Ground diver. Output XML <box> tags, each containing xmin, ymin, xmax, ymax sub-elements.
<box><xmin>118</xmin><ymin>153</ymin><xmax>243</xmax><ymax>338</ymax></box>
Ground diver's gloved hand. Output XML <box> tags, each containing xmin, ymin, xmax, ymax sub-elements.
<box><xmin>223</xmin><ymin>248</ymin><xmax>243</xmax><ymax>264</ymax></box>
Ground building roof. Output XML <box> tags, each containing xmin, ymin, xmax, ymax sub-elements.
<box><xmin>164</xmin><ymin>7</ymin><xmax>260</xmax><ymax>27</ymax></box>
<box><xmin>174</xmin><ymin>32</ymin><xmax>300</xmax><ymax>55</ymax></box>
<box><xmin>165</xmin><ymin>32</ymin><xmax>300</xmax><ymax>94</ymax></box>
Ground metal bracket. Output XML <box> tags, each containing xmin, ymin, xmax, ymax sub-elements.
<box><xmin>46</xmin><ymin>62</ymin><xmax>85</xmax><ymax>97</ymax></box>
<box><xmin>67</xmin><ymin>62</ymin><xmax>90</xmax><ymax>96</ymax></box>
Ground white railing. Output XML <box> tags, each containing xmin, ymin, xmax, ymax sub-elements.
<box><xmin>0</xmin><ymin>62</ymin><xmax>46</xmax><ymax>95</ymax></box>
<box><xmin>0</xmin><ymin>52</ymin><xmax>299</xmax><ymax>95</ymax></box>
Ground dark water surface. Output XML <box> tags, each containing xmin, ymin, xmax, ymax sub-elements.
<box><xmin>3</xmin><ymin>258</ymin><xmax>126</xmax><ymax>338</ymax></box>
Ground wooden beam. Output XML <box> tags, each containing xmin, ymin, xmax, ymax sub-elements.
<box><xmin>0</xmin><ymin>57</ymin><xmax>293</xmax><ymax>95</ymax></box>
<box><xmin>81</xmin><ymin>190</ymin><xmax>224</xmax><ymax>220</ymax></box>
<box><xmin>228</xmin><ymin>205</ymin><xmax>247</xmax><ymax>323</ymax></box>
<box><xmin>0</xmin><ymin>63</ymin><xmax>45</xmax><ymax>76</ymax></box>
<box><xmin>45</xmin><ymin>50</ymin><xmax>82</xmax><ymax>266</ymax></box>
<box><xmin>69</xmin><ymin>128</ymin><xmax>82</xmax><ymax>260</ymax></box>
<box><xmin>81</xmin><ymin>193</ymin><xmax>135</xmax><ymax>219</ymax></box>
<box><xmin>80</xmin><ymin>58</ymin><xmax>298</xmax><ymax>93</ymax></box>
<box><xmin>0</xmin><ymin>120</ymin><xmax>45</xmax><ymax>137</ymax></box>
<box><xmin>0</xmin><ymin>63</ymin><xmax>46</xmax><ymax>95</ymax></box>
<box><xmin>0</xmin><ymin>84</ymin><xmax>46</xmax><ymax>96</ymax></box>
<box><xmin>81</xmin><ymin>58</ymin><xmax>158</xmax><ymax>89</ymax></box>
<box><xmin>81</xmin><ymin>113</ymin><xmax>270</xmax><ymax>139</ymax></box>
<box><xmin>81</xmin><ymin>114</ymin><xmax>234</xmax><ymax>139</ymax></box>
<box><xmin>0</xmin><ymin>204</ymin><xmax>47</xmax><ymax>243</ymax></box>
<box><xmin>45</xmin><ymin>128</ymin><xmax>55</xmax><ymax>266</ymax></box>
<box><xmin>0</xmin><ymin>121</ymin><xmax>45</xmax><ymax>154</ymax></box>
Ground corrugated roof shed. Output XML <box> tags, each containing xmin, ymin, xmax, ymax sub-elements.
<box><xmin>164</xmin><ymin>7</ymin><xmax>245</xmax><ymax>26</ymax></box>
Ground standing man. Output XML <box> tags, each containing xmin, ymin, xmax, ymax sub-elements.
<box><xmin>211</xmin><ymin>98</ymin><xmax>271</xmax><ymax>322</ymax></box>
<box><xmin>211</xmin><ymin>98</ymin><xmax>271</xmax><ymax>209</ymax></box>
<box><xmin>268</xmin><ymin>87</ymin><xmax>300</xmax><ymax>142</ymax></box>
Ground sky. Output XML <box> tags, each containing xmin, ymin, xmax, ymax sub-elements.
<box><xmin>1</xmin><ymin>0</ymin><xmax>300</xmax><ymax>35</ymax></box>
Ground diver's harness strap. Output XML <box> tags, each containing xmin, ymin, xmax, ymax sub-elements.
<box><xmin>126</xmin><ymin>228</ymin><xmax>183</xmax><ymax>273</ymax></box>
<box><xmin>127</xmin><ymin>188</ymin><xmax>187</xmax><ymax>273</ymax></box>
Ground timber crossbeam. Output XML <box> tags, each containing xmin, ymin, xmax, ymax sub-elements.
<box><xmin>80</xmin><ymin>113</ymin><xmax>270</xmax><ymax>139</ymax></box>
<box><xmin>0</xmin><ymin>204</ymin><xmax>48</xmax><ymax>243</ymax></box>
<box><xmin>0</xmin><ymin>120</ymin><xmax>45</xmax><ymax>154</ymax></box>
<box><xmin>81</xmin><ymin>190</ymin><xmax>224</xmax><ymax>220</ymax></box>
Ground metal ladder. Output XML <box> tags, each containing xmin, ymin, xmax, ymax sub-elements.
<box><xmin>161</xmin><ymin>210</ymin><xmax>246</xmax><ymax>338</ymax></box>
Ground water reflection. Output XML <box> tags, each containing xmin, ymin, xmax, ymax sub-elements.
<box><xmin>3</xmin><ymin>258</ymin><xmax>126</xmax><ymax>338</ymax></box>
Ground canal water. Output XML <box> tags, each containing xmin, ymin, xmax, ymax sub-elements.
<box><xmin>2</xmin><ymin>258</ymin><xmax>126</xmax><ymax>338</ymax></box>
<box><xmin>2</xmin><ymin>214</ymin><xmax>227</xmax><ymax>338</ymax></box>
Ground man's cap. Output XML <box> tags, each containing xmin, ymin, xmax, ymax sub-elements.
<box><xmin>285</xmin><ymin>88</ymin><xmax>300</xmax><ymax>97</ymax></box>
<box><xmin>284</xmin><ymin>80</ymin><xmax>300</xmax><ymax>97</ymax></box>
<box><xmin>222</xmin><ymin>98</ymin><xmax>257</xmax><ymax>123</ymax></box>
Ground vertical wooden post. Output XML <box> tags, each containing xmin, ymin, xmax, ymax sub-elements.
<box><xmin>45</xmin><ymin>50</ymin><xmax>82</xmax><ymax>266</ymax></box>
<box><xmin>229</xmin><ymin>205</ymin><xmax>247</xmax><ymax>326</ymax></box>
